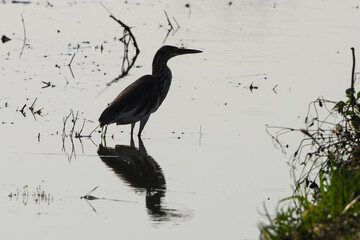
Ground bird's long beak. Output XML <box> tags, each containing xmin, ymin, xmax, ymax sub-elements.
<box><xmin>177</xmin><ymin>48</ymin><xmax>202</xmax><ymax>55</ymax></box>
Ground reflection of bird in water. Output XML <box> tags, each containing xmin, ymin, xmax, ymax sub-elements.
<box><xmin>99</xmin><ymin>45</ymin><xmax>202</xmax><ymax>136</ymax></box>
<box><xmin>97</xmin><ymin>137</ymin><xmax>184</xmax><ymax>221</ymax></box>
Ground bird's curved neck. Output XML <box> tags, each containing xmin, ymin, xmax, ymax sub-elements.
<box><xmin>152</xmin><ymin>57</ymin><xmax>172</xmax><ymax>80</ymax></box>
<box><xmin>152</xmin><ymin>57</ymin><xmax>173</xmax><ymax>105</ymax></box>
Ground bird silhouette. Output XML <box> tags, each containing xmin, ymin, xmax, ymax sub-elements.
<box><xmin>99</xmin><ymin>45</ymin><xmax>202</xmax><ymax>136</ymax></box>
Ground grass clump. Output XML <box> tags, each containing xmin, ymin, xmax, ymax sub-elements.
<box><xmin>261</xmin><ymin>160</ymin><xmax>360</xmax><ymax>240</ymax></box>
<box><xmin>260</xmin><ymin>48</ymin><xmax>360</xmax><ymax>240</ymax></box>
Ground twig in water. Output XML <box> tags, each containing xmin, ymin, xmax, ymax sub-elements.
<box><xmin>162</xmin><ymin>11</ymin><xmax>180</xmax><ymax>43</ymax></box>
<box><xmin>62</xmin><ymin>111</ymin><xmax>72</xmax><ymax>135</ymax></box>
<box><xmin>99</xmin><ymin>3</ymin><xmax>140</xmax><ymax>87</ymax></box>
<box><xmin>75</xmin><ymin>119</ymin><xmax>91</xmax><ymax>138</ymax></box>
<box><xmin>164</xmin><ymin>10</ymin><xmax>173</xmax><ymax>30</ymax></box>
<box><xmin>199</xmin><ymin>125</ymin><xmax>204</xmax><ymax>145</ymax></box>
<box><xmin>172</xmin><ymin>17</ymin><xmax>180</xmax><ymax>36</ymax></box>
<box><xmin>29</xmin><ymin>97</ymin><xmax>37</xmax><ymax>112</ymax></box>
<box><xmin>73</xmin><ymin>120</ymin><xmax>100</xmax><ymax>138</ymax></box>
<box><xmin>41</xmin><ymin>81</ymin><xmax>51</xmax><ymax>88</ymax></box>
<box><xmin>19</xmin><ymin>14</ymin><xmax>27</xmax><ymax>58</ymax></box>
<box><xmin>20</xmin><ymin>104</ymin><xmax>26</xmax><ymax>117</ymax></box>
<box><xmin>249</xmin><ymin>82</ymin><xmax>258</xmax><ymax>92</ymax></box>
<box><xmin>26</xmin><ymin>97</ymin><xmax>43</xmax><ymax>119</ymax></box>
<box><xmin>68</xmin><ymin>52</ymin><xmax>76</xmax><ymax>66</ymax></box>
<box><xmin>84</xmin><ymin>198</ymin><xmax>97</xmax><ymax>213</ymax></box>
<box><xmin>12</xmin><ymin>1</ymin><xmax>31</xmax><ymax>4</ymax></box>
<box><xmin>81</xmin><ymin>186</ymin><xmax>100</xmax><ymax>200</ymax></box>
<box><xmin>273</xmin><ymin>84</ymin><xmax>278</xmax><ymax>94</ymax></box>
<box><xmin>63</xmin><ymin>109</ymin><xmax>98</xmax><ymax>139</ymax></box>
<box><xmin>78</xmin><ymin>136</ymin><xmax>84</xmax><ymax>154</ymax></box>
<box><xmin>69</xmin><ymin>110</ymin><xmax>79</xmax><ymax>136</ymax></box>
<box><xmin>46</xmin><ymin>1</ymin><xmax>53</xmax><ymax>7</ymax></box>
<box><xmin>89</xmin><ymin>125</ymin><xmax>99</xmax><ymax>137</ymax></box>
<box><xmin>78</xmin><ymin>119</ymin><xmax>86</xmax><ymax>136</ymax></box>
<box><xmin>172</xmin><ymin>17</ymin><xmax>180</xmax><ymax>29</ymax></box>
<box><xmin>34</xmin><ymin>108</ymin><xmax>43</xmax><ymax>116</ymax></box>
<box><xmin>68</xmin><ymin>136</ymin><xmax>76</xmax><ymax>162</ymax></box>
<box><xmin>100</xmin><ymin>2</ymin><xmax>140</xmax><ymax>53</ymax></box>
<box><xmin>61</xmin><ymin>110</ymin><xmax>99</xmax><ymax>161</ymax></box>
<box><xmin>68</xmin><ymin>53</ymin><xmax>76</xmax><ymax>78</ymax></box>
<box><xmin>63</xmin><ymin>77</ymin><xmax>69</xmax><ymax>87</ymax></box>
<box><xmin>110</xmin><ymin>16</ymin><xmax>140</xmax><ymax>54</ymax></box>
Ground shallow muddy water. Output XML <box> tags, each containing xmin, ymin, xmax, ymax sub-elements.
<box><xmin>1</xmin><ymin>0</ymin><xmax>360</xmax><ymax>239</ymax></box>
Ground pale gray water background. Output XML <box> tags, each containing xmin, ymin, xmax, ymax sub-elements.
<box><xmin>1</xmin><ymin>0</ymin><xmax>360</xmax><ymax>239</ymax></box>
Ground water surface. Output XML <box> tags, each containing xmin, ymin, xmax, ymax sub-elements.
<box><xmin>1</xmin><ymin>0</ymin><xmax>360</xmax><ymax>239</ymax></box>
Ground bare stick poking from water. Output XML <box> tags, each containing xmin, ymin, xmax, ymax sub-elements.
<box><xmin>68</xmin><ymin>53</ymin><xmax>76</xmax><ymax>78</ymax></box>
<box><xmin>62</xmin><ymin>111</ymin><xmax>72</xmax><ymax>136</ymax></box>
<box><xmin>81</xmin><ymin>185</ymin><xmax>100</xmax><ymax>200</ymax></box>
<box><xmin>80</xmin><ymin>119</ymin><xmax>86</xmax><ymax>134</ymax></box>
<box><xmin>99</xmin><ymin>2</ymin><xmax>140</xmax><ymax>87</ymax></box>
<box><xmin>62</xmin><ymin>110</ymin><xmax>99</xmax><ymax>139</ymax></box>
<box><xmin>162</xmin><ymin>11</ymin><xmax>180</xmax><ymax>43</ymax></box>
<box><xmin>164</xmin><ymin>10</ymin><xmax>173</xmax><ymax>31</ymax></box>
<box><xmin>88</xmin><ymin>124</ymin><xmax>99</xmax><ymax>137</ymax></box>
<box><xmin>68</xmin><ymin>52</ymin><xmax>76</xmax><ymax>66</ymax></box>
<box><xmin>22</xmin><ymin>97</ymin><xmax>44</xmax><ymax>119</ymax></box>
<box><xmin>19</xmin><ymin>14</ymin><xmax>27</xmax><ymax>58</ymax></box>
<box><xmin>163</xmin><ymin>11</ymin><xmax>172</xmax><ymax>43</ymax></box>
<box><xmin>273</xmin><ymin>84</ymin><xmax>278</xmax><ymax>94</ymax></box>
<box><xmin>75</xmin><ymin>122</ymin><xmax>99</xmax><ymax>138</ymax></box>
<box><xmin>249</xmin><ymin>82</ymin><xmax>258</xmax><ymax>92</ymax></box>
<box><xmin>20</xmin><ymin>104</ymin><xmax>26</xmax><ymax>117</ymax></box>
<box><xmin>69</xmin><ymin>110</ymin><xmax>79</xmax><ymax>136</ymax></box>
<box><xmin>61</xmin><ymin>110</ymin><xmax>99</xmax><ymax>162</ymax></box>
<box><xmin>29</xmin><ymin>97</ymin><xmax>37</xmax><ymax>113</ymax></box>
<box><xmin>63</xmin><ymin>77</ymin><xmax>69</xmax><ymax>87</ymax></box>
<box><xmin>81</xmin><ymin>186</ymin><xmax>100</xmax><ymax>213</ymax></box>
<box><xmin>81</xmin><ymin>185</ymin><xmax>135</xmax><ymax>205</ymax></box>
<box><xmin>172</xmin><ymin>17</ymin><xmax>180</xmax><ymax>29</ymax></box>
<box><xmin>100</xmin><ymin>2</ymin><xmax>140</xmax><ymax>52</ymax></box>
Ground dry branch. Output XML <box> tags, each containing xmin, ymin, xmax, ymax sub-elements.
<box><xmin>100</xmin><ymin>3</ymin><xmax>140</xmax><ymax>86</ymax></box>
<box><xmin>99</xmin><ymin>3</ymin><xmax>140</xmax><ymax>86</ymax></box>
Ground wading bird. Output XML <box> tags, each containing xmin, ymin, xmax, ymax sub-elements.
<box><xmin>99</xmin><ymin>45</ymin><xmax>202</xmax><ymax>136</ymax></box>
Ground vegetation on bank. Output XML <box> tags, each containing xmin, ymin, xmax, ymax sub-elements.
<box><xmin>260</xmin><ymin>48</ymin><xmax>360</xmax><ymax>240</ymax></box>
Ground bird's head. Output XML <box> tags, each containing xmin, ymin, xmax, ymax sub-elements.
<box><xmin>154</xmin><ymin>45</ymin><xmax>202</xmax><ymax>62</ymax></box>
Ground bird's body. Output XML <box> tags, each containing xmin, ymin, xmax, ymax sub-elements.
<box><xmin>99</xmin><ymin>45</ymin><xmax>201</xmax><ymax>136</ymax></box>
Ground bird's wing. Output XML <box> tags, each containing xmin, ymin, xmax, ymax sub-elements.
<box><xmin>99</xmin><ymin>75</ymin><xmax>160</xmax><ymax>125</ymax></box>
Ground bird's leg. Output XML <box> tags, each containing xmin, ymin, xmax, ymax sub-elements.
<box><xmin>130</xmin><ymin>134</ymin><xmax>135</xmax><ymax>148</ymax></box>
<box><xmin>102</xmin><ymin>125</ymin><xmax>108</xmax><ymax>138</ymax></box>
<box><xmin>102</xmin><ymin>135</ymin><xmax>107</xmax><ymax>147</ymax></box>
<box><xmin>137</xmin><ymin>136</ymin><xmax>148</xmax><ymax>155</ymax></box>
<box><xmin>138</xmin><ymin>114</ymin><xmax>150</xmax><ymax>136</ymax></box>
<box><xmin>131</xmin><ymin>123</ymin><xmax>135</xmax><ymax>135</ymax></box>
<box><xmin>100</xmin><ymin>126</ymin><xmax>107</xmax><ymax>146</ymax></box>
